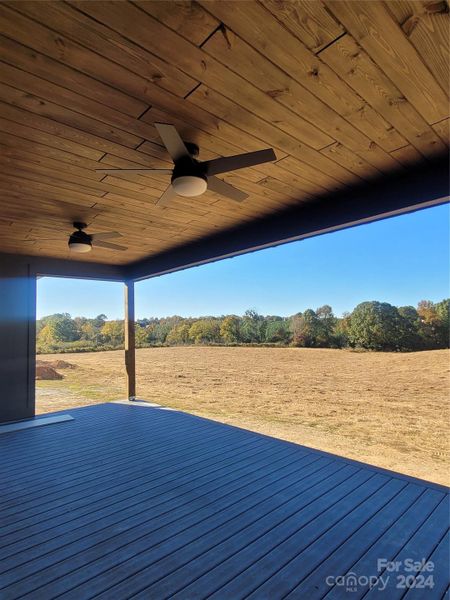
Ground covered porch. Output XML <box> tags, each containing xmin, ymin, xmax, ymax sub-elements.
<box><xmin>0</xmin><ymin>1</ymin><xmax>449</xmax><ymax>597</ymax></box>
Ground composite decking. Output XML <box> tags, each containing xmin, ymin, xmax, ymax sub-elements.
<box><xmin>0</xmin><ymin>402</ymin><xmax>448</xmax><ymax>599</ymax></box>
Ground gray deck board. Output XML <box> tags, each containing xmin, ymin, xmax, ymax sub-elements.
<box><xmin>0</xmin><ymin>402</ymin><xmax>448</xmax><ymax>599</ymax></box>
<box><xmin>285</xmin><ymin>485</ymin><xmax>433</xmax><ymax>599</ymax></box>
<box><xmin>0</xmin><ymin>414</ymin><xmax>73</xmax><ymax>434</ymax></box>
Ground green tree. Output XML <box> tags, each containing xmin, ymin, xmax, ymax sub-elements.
<box><xmin>189</xmin><ymin>319</ymin><xmax>221</xmax><ymax>344</ymax></box>
<box><xmin>151</xmin><ymin>317</ymin><xmax>185</xmax><ymax>344</ymax></box>
<box><xmin>348</xmin><ymin>301</ymin><xmax>404</xmax><ymax>351</ymax></box>
<box><xmin>220</xmin><ymin>315</ymin><xmax>241</xmax><ymax>344</ymax></box>
<box><xmin>92</xmin><ymin>314</ymin><xmax>107</xmax><ymax>329</ymax></box>
<box><xmin>290</xmin><ymin>312</ymin><xmax>302</xmax><ymax>344</ymax></box>
<box><xmin>241</xmin><ymin>309</ymin><xmax>263</xmax><ymax>343</ymax></box>
<box><xmin>36</xmin><ymin>323</ymin><xmax>57</xmax><ymax>351</ymax></box>
<box><xmin>135</xmin><ymin>324</ymin><xmax>150</xmax><ymax>348</ymax></box>
<box><xmin>417</xmin><ymin>299</ymin><xmax>450</xmax><ymax>348</ymax></box>
<box><xmin>44</xmin><ymin>313</ymin><xmax>79</xmax><ymax>343</ymax></box>
<box><xmin>315</xmin><ymin>305</ymin><xmax>337</xmax><ymax>346</ymax></box>
<box><xmin>333</xmin><ymin>312</ymin><xmax>351</xmax><ymax>348</ymax></box>
<box><xmin>397</xmin><ymin>306</ymin><xmax>422</xmax><ymax>350</ymax></box>
<box><xmin>166</xmin><ymin>323</ymin><xmax>192</xmax><ymax>345</ymax></box>
<box><xmin>79</xmin><ymin>321</ymin><xmax>97</xmax><ymax>342</ymax></box>
<box><xmin>101</xmin><ymin>320</ymin><xmax>124</xmax><ymax>346</ymax></box>
<box><xmin>435</xmin><ymin>299</ymin><xmax>450</xmax><ymax>347</ymax></box>
<box><xmin>265</xmin><ymin>319</ymin><xmax>291</xmax><ymax>344</ymax></box>
<box><xmin>292</xmin><ymin>309</ymin><xmax>321</xmax><ymax>347</ymax></box>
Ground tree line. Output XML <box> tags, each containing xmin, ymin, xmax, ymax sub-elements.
<box><xmin>36</xmin><ymin>299</ymin><xmax>449</xmax><ymax>354</ymax></box>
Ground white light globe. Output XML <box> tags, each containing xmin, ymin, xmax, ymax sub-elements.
<box><xmin>172</xmin><ymin>175</ymin><xmax>207</xmax><ymax>197</ymax></box>
<box><xmin>69</xmin><ymin>242</ymin><xmax>92</xmax><ymax>253</ymax></box>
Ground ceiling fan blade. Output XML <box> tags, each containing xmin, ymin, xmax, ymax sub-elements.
<box><xmin>93</xmin><ymin>240</ymin><xmax>127</xmax><ymax>251</ymax></box>
<box><xmin>24</xmin><ymin>237</ymin><xmax>60</xmax><ymax>242</ymax></box>
<box><xmin>155</xmin><ymin>184</ymin><xmax>178</xmax><ymax>207</ymax></box>
<box><xmin>154</xmin><ymin>123</ymin><xmax>190</xmax><ymax>162</ymax></box>
<box><xmin>90</xmin><ymin>231</ymin><xmax>122</xmax><ymax>241</ymax></box>
<box><xmin>96</xmin><ymin>169</ymin><xmax>172</xmax><ymax>175</ymax></box>
<box><xmin>203</xmin><ymin>148</ymin><xmax>276</xmax><ymax>176</ymax></box>
<box><xmin>207</xmin><ymin>176</ymin><xmax>248</xmax><ymax>202</ymax></box>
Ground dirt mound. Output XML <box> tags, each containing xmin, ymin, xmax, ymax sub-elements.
<box><xmin>36</xmin><ymin>365</ymin><xmax>63</xmax><ymax>380</ymax></box>
<box><xmin>36</xmin><ymin>359</ymin><xmax>75</xmax><ymax>370</ymax></box>
<box><xmin>51</xmin><ymin>359</ymin><xmax>75</xmax><ymax>369</ymax></box>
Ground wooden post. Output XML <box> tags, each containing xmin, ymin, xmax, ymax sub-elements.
<box><xmin>124</xmin><ymin>280</ymin><xmax>136</xmax><ymax>401</ymax></box>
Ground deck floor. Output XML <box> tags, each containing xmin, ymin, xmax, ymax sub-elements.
<box><xmin>0</xmin><ymin>402</ymin><xmax>448</xmax><ymax>599</ymax></box>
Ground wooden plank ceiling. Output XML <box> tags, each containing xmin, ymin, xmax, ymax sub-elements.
<box><xmin>0</xmin><ymin>0</ymin><xmax>448</xmax><ymax>265</ymax></box>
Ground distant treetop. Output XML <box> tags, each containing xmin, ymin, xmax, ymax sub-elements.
<box><xmin>36</xmin><ymin>299</ymin><xmax>450</xmax><ymax>354</ymax></box>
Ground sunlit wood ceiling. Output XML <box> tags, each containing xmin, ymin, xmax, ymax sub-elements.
<box><xmin>0</xmin><ymin>0</ymin><xmax>448</xmax><ymax>264</ymax></box>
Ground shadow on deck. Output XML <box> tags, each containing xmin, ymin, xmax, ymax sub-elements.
<box><xmin>0</xmin><ymin>402</ymin><xmax>448</xmax><ymax>599</ymax></box>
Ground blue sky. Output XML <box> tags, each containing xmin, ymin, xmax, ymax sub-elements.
<box><xmin>37</xmin><ymin>204</ymin><xmax>449</xmax><ymax>319</ymax></box>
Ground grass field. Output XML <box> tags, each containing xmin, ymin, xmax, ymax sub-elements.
<box><xmin>36</xmin><ymin>346</ymin><xmax>450</xmax><ymax>486</ymax></box>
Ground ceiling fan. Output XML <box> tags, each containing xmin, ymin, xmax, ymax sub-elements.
<box><xmin>97</xmin><ymin>123</ymin><xmax>276</xmax><ymax>205</ymax></box>
<box><xmin>24</xmin><ymin>222</ymin><xmax>127</xmax><ymax>254</ymax></box>
<box><xmin>67</xmin><ymin>222</ymin><xmax>127</xmax><ymax>253</ymax></box>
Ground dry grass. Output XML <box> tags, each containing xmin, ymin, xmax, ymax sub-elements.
<box><xmin>36</xmin><ymin>347</ymin><xmax>450</xmax><ymax>486</ymax></box>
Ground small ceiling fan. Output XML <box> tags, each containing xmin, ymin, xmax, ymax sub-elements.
<box><xmin>67</xmin><ymin>222</ymin><xmax>127</xmax><ymax>253</ymax></box>
<box><xmin>97</xmin><ymin>123</ymin><xmax>276</xmax><ymax>205</ymax></box>
<box><xmin>24</xmin><ymin>222</ymin><xmax>127</xmax><ymax>254</ymax></box>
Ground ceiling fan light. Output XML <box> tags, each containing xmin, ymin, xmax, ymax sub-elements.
<box><xmin>172</xmin><ymin>175</ymin><xmax>207</xmax><ymax>197</ymax></box>
<box><xmin>68</xmin><ymin>240</ymin><xmax>92</xmax><ymax>253</ymax></box>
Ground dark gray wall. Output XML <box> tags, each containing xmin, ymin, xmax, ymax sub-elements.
<box><xmin>0</xmin><ymin>256</ymin><xmax>36</xmax><ymax>423</ymax></box>
<box><xmin>0</xmin><ymin>252</ymin><xmax>125</xmax><ymax>281</ymax></box>
<box><xmin>0</xmin><ymin>252</ymin><xmax>124</xmax><ymax>424</ymax></box>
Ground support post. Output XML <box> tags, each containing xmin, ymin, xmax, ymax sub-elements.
<box><xmin>124</xmin><ymin>280</ymin><xmax>136</xmax><ymax>401</ymax></box>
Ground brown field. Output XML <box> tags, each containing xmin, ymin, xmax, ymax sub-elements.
<box><xmin>36</xmin><ymin>347</ymin><xmax>450</xmax><ymax>486</ymax></box>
